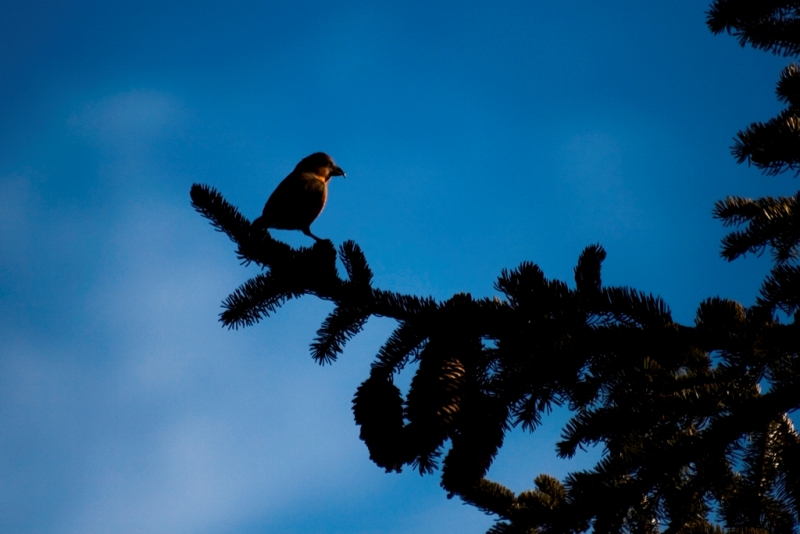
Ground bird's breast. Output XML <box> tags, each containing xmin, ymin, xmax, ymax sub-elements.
<box><xmin>302</xmin><ymin>175</ymin><xmax>328</xmax><ymax>214</ymax></box>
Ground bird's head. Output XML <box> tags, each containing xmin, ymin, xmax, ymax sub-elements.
<box><xmin>296</xmin><ymin>152</ymin><xmax>346</xmax><ymax>180</ymax></box>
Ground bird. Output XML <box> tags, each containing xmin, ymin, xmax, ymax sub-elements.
<box><xmin>251</xmin><ymin>152</ymin><xmax>345</xmax><ymax>242</ymax></box>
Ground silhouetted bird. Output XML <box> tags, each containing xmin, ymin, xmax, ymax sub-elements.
<box><xmin>251</xmin><ymin>152</ymin><xmax>345</xmax><ymax>242</ymax></box>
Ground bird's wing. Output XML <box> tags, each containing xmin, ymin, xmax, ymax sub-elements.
<box><xmin>260</xmin><ymin>172</ymin><xmax>327</xmax><ymax>230</ymax></box>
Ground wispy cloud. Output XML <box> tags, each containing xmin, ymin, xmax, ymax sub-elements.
<box><xmin>71</xmin><ymin>89</ymin><xmax>184</xmax><ymax>149</ymax></box>
<box><xmin>0</xmin><ymin>186</ymin><xmax>378</xmax><ymax>532</ymax></box>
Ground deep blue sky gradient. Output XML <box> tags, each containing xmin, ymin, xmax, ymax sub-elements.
<box><xmin>1</xmin><ymin>1</ymin><xmax>796</xmax><ymax>532</ymax></box>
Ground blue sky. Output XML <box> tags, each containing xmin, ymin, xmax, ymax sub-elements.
<box><xmin>1</xmin><ymin>1</ymin><xmax>796</xmax><ymax>532</ymax></box>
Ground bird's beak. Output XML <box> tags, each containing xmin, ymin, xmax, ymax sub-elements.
<box><xmin>331</xmin><ymin>165</ymin><xmax>346</xmax><ymax>178</ymax></box>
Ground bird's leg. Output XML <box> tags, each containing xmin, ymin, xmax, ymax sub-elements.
<box><xmin>302</xmin><ymin>227</ymin><xmax>323</xmax><ymax>242</ymax></box>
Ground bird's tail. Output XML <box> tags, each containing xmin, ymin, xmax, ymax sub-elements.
<box><xmin>251</xmin><ymin>215</ymin><xmax>267</xmax><ymax>232</ymax></box>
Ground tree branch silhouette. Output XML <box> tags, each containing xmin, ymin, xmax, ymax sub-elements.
<box><xmin>190</xmin><ymin>1</ymin><xmax>800</xmax><ymax>531</ymax></box>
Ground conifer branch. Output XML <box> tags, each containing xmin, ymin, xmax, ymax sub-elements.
<box><xmin>193</xmin><ymin>183</ymin><xmax>799</xmax><ymax>532</ymax></box>
<box><xmin>310</xmin><ymin>305</ymin><xmax>369</xmax><ymax>364</ymax></box>
<box><xmin>220</xmin><ymin>271</ymin><xmax>303</xmax><ymax>328</ymax></box>
<box><xmin>732</xmin><ymin>109</ymin><xmax>800</xmax><ymax>175</ymax></box>
<box><xmin>714</xmin><ymin>193</ymin><xmax>800</xmax><ymax>262</ymax></box>
<box><xmin>192</xmin><ymin>7</ymin><xmax>800</xmax><ymax>518</ymax></box>
<box><xmin>707</xmin><ymin>1</ymin><xmax>800</xmax><ymax>57</ymax></box>
<box><xmin>777</xmin><ymin>63</ymin><xmax>800</xmax><ymax>106</ymax></box>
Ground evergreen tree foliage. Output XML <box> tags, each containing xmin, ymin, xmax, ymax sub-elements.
<box><xmin>191</xmin><ymin>2</ymin><xmax>800</xmax><ymax>531</ymax></box>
